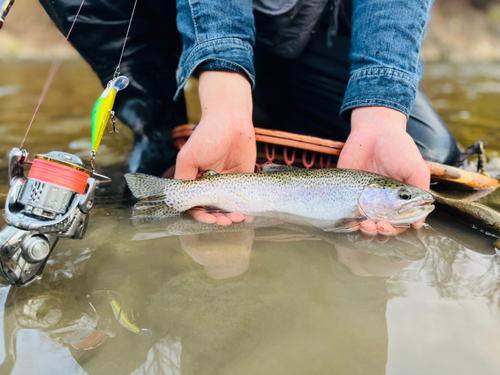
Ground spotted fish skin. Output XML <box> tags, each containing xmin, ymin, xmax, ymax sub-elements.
<box><xmin>125</xmin><ymin>168</ymin><xmax>434</xmax><ymax>231</ymax></box>
<box><xmin>167</xmin><ymin>169</ymin><xmax>371</xmax><ymax>220</ymax></box>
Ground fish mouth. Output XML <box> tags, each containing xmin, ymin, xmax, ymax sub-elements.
<box><xmin>388</xmin><ymin>204</ymin><xmax>435</xmax><ymax>226</ymax></box>
<box><xmin>397</xmin><ymin>197</ymin><xmax>435</xmax><ymax>214</ymax></box>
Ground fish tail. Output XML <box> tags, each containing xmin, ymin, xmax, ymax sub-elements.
<box><xmin>125</xmin><ymin>173</ymin><xmax>180</xmax><ymax>198</ymax></box>
<box><xmin>125</xmin><ymin>173</ymin><xmax>182</xmax><ymax>224</ymax></box>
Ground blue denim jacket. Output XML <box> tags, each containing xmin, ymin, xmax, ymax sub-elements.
<box><xmin>175</xmin><ymin>0</ymin><xmax>433</xmax><ymax>120</ymax></box>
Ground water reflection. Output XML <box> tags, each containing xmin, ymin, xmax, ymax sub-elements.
<box><xmin>180</xmin><ymin>230</ymin><xmax>253</xmax><ymax>280</ymax></box>
<box><xmin>3</xmin><ymin>211</ymin><xmax>499</xmax><ymax>374</ymax></box>
<box><xmin>117</xmin><ymin>220</ymin><xmax>405</xmax><ymax>375</ymax></box>
<box><xmin>392</xmin><ymin>215</ymin><xmax>500</xmax><ymax>301</ymax></box>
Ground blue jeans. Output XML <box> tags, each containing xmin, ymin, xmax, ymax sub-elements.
<box><xmin>253</xmin><ymin>30</ymin><xmax>460</xmax><ymax>165</ymax></box>
<box><xmin>176</xmin><ymin>0</ymin><xmax>434</xmax><ymax>121</ymax></box>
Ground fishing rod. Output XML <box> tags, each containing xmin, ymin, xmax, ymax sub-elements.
<box><xmin>0</xmin><ymin>0</ymin><xmax>14</xmax><ymax>29</ymax></box>
<box><xmin>0</xmin><ymin>0</ymin><xmax>137</xmax><ymax>286</ymax></box>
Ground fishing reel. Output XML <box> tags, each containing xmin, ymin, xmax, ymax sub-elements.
<box><xmin>0</xmin><ymin>147</ymin><xmax>110</xmax><ymax>286</ymax></box>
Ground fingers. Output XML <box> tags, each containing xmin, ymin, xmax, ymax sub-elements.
<box><xmin>225</xmin><ymin>212</ymin><xmax>245</xmax><ymax>223</ymax></box>
<box><xmin>189</xmin><ymin>210</ymin><xmax>232</xmax><ymax>225</ymax></box>
<box><xmin>360</xmin><ymin>220</ymin><xmax>409</xmax><ymax>237</ymax></box>
<box><xmin>376</xmin><ymin>221</ymin><xmax>409</xmax><ymax>236</ymax></box>
<box><xmin>359</xmin><ymin>220</ymin><xmax>378</xmax><ymax>236</ymax></box>
<box><xmin>243</xmin><ymin>215</ymin><xmax>254</xmax><ymax>223</ymax></box>
<box><xmin>188</xmin><ymin>209</ymin><xmax>248</xmax><ymax>225</ymax></box>
<box><xmin>189</xmin><ymin>209</ymin><xmax>218</xmax><ymax>224</ymax></box>
<box><xmin>212</xmin><ymin>213</ymin><xmax>233</xmax><ymax>226</ymax></box>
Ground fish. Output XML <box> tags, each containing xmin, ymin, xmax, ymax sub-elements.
<box><xmin>91</xmin><ymin>75</ymin><xmax>129</xmax><ymax>154</ymax></box>
<box><xmin>431</xmin><ymin>190</ymin><xmax>500</xmax><ymax>238</ymax></box>
<box><xmin>125</xmin><ymin>166</ymin><xmax>434</xmax><ymax>232</ymax></box>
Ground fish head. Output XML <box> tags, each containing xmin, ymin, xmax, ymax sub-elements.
<box><xmin>358</xmin><ymin>177</ymin><xmax>435</xmax><ymax>226</ymax></box>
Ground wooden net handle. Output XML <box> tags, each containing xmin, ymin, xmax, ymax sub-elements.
<box><xmin>171</xmin><ymin>124</ymin><xmax>499</xmax><ymax>190</ymax></box>
<box><xmin>425</xmin><ymin>161</ymin><xmax>498</xmax><ymax>190</ymax></box>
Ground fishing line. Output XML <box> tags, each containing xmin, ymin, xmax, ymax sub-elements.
<box><xmin>90</xmin><ymin>0</ymin><xmax>138</xmax><ymax>171</ymax></box>
<box><xmin>113</xmin><ymin>0</ymin><xmax>138</xmax><ymax>78</ymax></box>
<box><xmin>19</xmin><ymin>0</ymin><xmax>86</xmax><ymax>149</ymax></box>
<box><xmin>66</xmin><ymin>0</ymin><xmax>86</xmax><ymax>41</ymax></box>
<box><xmin>20</xmin><ymin>58</ymin><xmax>61</xmax><ymax>148</ymax></box>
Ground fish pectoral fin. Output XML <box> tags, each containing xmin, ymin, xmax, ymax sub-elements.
<box><xmin>321</xmin><ymin>218</ymin><xmax>366</xmax><ymax>233</ymax></box>
<box><xmin>261</xmin><ymin>163</ymin><xmax>303</xmax><ymax>173</ymax></box>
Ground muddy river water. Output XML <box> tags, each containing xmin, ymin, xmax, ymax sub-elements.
<box><xmin>0</xmin><ymin>61</ymin><xmax>500</xmax><ymax>375</ymax></box>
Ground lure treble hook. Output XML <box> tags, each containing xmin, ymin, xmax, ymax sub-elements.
<box><xmin>106</xmin><ymin>111</ymin><xmax>119</xmax><ymax>134</ymax></box>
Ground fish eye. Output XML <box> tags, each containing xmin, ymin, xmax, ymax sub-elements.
<box><xmin>398</xmin><ymin>189</ymin><xmax>412</xmax><ymax>200</ymax></box>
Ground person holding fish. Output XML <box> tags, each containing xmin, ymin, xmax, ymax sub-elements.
<box><xmin>40</xmin><ymin>0</ymin><xmax>461</xmax><ymax>235</ymax></box>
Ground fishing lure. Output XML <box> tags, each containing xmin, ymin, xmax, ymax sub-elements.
<box><xmin>89</xmin><ymin>0</ymin><xmax>137</xmax><ymax>171</ymax></box>
<box><xmin>109</xmin><ymin>298</ymin><xmax>151</xmax><ymax>337</ymax></box>
<box><xmin>91</xmin><ymin>75</ymin><xmax>129</xmax><ymax>155</ymax></box>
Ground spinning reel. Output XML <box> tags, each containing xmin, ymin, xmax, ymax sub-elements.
<box><xmin>0</xmin><ymin>148</ymin><xmax>110</xmax><ymax>286</ymax></box>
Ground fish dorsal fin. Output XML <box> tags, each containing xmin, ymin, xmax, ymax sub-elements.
<box><xmin>261</xmin><ymin>163</ymin><xmax>303</xmax><ymax>174</ymax></box>
<box><xmin>201</xmin><ymin>170</ymin><xmax>218</xmax><ymax>178</ymax></box>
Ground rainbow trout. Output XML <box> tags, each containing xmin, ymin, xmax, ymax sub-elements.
<box><xmin>125</xmin><ymin>167</ymin><xmax>434</xmax><ymax>232</ymax></box>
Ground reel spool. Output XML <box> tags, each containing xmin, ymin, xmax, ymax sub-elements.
<box><xmin>0</xmin><ymin>148</ymin><xmax>110</xmax><ymax>286</ymax></box>
<box><xmin>20</xmin><ymin>153</ymin><xmax>91</xmax><ymax>220</ymax></box>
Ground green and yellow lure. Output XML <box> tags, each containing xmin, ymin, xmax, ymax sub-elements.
<box><xmin>109</xmin><ymin>298</ymin><xmax>152</xmax><ymax>337</ymax></box>
<box><xmin>91</xmin><ymin>75</ymin><xmax>129</xmax><ymax>154</ymax></box>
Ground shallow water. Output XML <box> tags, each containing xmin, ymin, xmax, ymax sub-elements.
<box><xmin>0</xmin><ymin>61</ymin><xmax>500</xmax><ymax>375</ymax></box>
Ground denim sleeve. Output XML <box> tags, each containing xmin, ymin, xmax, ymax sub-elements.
<box><xmin>340</xmin><ymin>0</ymin><xmax>433</xmax><ymax>121</ymax></box>
<box><xmin>174</xmin><ymin>0</ymin><xmax>256</xmax><ymax>100</ymax></box>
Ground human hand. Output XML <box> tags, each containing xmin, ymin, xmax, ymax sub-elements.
<box><xmin>336</xmin><ymin>244</ymin><xmax>413</xmax><ymax>277</ymax></box>
<box><xmin>179</xmin><ymin>230</ymin><xmax>254</xmax><ymax>280</ymax></box>
<box><xmin>174</xmin><ymin>71</ymin><xmax>256</xmax><ymax>225</ymax></box>
<box><xmin>337</xmin><ymin>106</ymin><xmax>430</xmax><ymax>236</ymax></box>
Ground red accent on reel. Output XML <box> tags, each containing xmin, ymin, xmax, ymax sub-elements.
<box><xmin>28</xmin><ymin>159</ymin><xmax>90</xmax><ymax>193</ymax></box>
